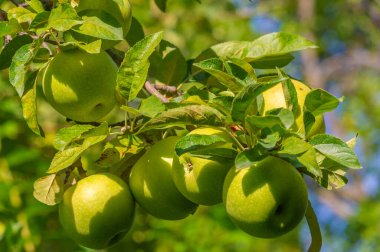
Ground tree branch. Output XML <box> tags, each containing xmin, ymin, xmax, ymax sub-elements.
<box><xmin>145</xmin><ymin>81</ymin><xmax>169</xmax><ymax>103</ymax></box>
<box><xmin>153</xmin><ymin>83</ymin><xmax>178</xmax><ymax>94</ymax></box>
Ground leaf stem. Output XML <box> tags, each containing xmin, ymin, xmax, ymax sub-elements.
<box><xmin>306</xmin><ymin>200</ymin><xmax>322</xmax><ymax>252</ymax></box>
<box><xmin>222</xmin><ymin>127</ymin><xmax>245</xmax><ymax>152</ymax></box>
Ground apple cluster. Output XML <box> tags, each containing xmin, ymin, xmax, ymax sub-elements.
<box><xmin>57</xmin><ymin>77</ymin><xmax>322</xmax><ymax>250</ymax></box>
<box><xmin>59</xmin><ymin>120</ymin><xmax>315</xmax><ymax>250</ymax></box>
<box><xmin>36</xmin><ymin>1</ymin><xmax>322</xmax><ymax>249</ymax></box>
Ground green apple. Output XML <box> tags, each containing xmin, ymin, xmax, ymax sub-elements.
<box><xmin>42</xmin><ymin>49</ymin><xmax>118</xmax><ymax>122</ymax></box>
<box><xmin>260</xmin><ymin>77</ymin><xmax>325</xmax><ymax>137</ymax></box>
<box><xmin>129</xmin><ymin>137</ymin><xmax>198</xmax><ymax>220</ymax></box>
<box><xmin>59</xmin><ymin>173</ymin><xmax>135</xmax><ymax>249</ymax></box>
<box><xmin>172</xmin><ymin>127</ymin><xmax>235</xmax><ymax>205</ymax></box>
<box><xmin>223</xmin><ymin>156</ymin><xmax>308</xmax><ymax>238</ymax></box>
<box><xmin>67</xmin><ymin>0</ymin><xmax>132</xmax><ymax>49</ymax></box>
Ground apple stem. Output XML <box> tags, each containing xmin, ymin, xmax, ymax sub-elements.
<box><xmin>306</xmin><ymin>200</ymin><xmax>322</xmax><ymax>252</ymax></box>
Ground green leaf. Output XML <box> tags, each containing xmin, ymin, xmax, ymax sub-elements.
<box><xmin>48</xmin><ymin>3</ymin><xmax>81</xmax><ymax>31</ymax></box>
<box><xmin>234</xmin><ymin>146</ymin><xmax>268</xmax><ymax>170</ymax></box>
<box><xmin>126</xmin><ymin>17</ymin><xmax>145</xmax><ymax>46</ymax></box>
<box><xmin>33</xmin><ymin>173</ymin><xmax>66</xmax><ymax>206</ymax></box>
<box><xmin>194</xmin><ymin>32</ymin><xmax>316</xmax><ymax>70</ymax></box>
<box><xmin>194</xmin><ymin>41</ymin><xmax>251</xmax><ymax>65</ymax></box>
<box><xmin>309</xmin><ymin>150</ymin><xmax>348</xmax><ymax>190</ymax></box>
<box><xmin>227</xmin><ymin>57</ymin><xmax>257</xmax><ymax>85</ymax></box>
<box><xmin>278</xmin><ymin>136</ymin><xmax>310</xmax><ymax>155</ymax></box>
<box><xmin>309</xmin><ymin>134</ymin><xmax>362</xmax><ymax>169</ymax></box>
<box><xmin>29</xmin><ymin>11</ymin><xmax>50</xmax><ymax>34</ymax></box>
<box><xmin>97</xmin><ymin>134</ymin><xmax>144</xmax><ymax>169</ymax></box>
<box><xmin>48</xmin><ymin>123</ymin><xmax>109</xmax><ymax>173</ymax></box>
<box><xmin>154</xmin><ymin>0</ymin><xmax>167</xmax><ymax>12</ymax></box>
<box><xmin>77</xmin><ymin>39</ymin><xmax>102</xmax><ymax>54</ymax></box>
<box><xmin>140</xmin><ymin>105</ymin><xmax>225</xmax><ymax>132</ymax></box>
<box><xmin>21</xmin><ymin>72</ymin><xmax>44</xmax><ymax>136</ymax></box>
<box><xmin>0</xmin><ymin>19</ymin><xmax>21</xmax><ymax>37</ymax></box>
<box><xmin>276</xmin><ymin>70</ymin><xmax>300</xmax><ymax>114</ymax></box>
<box><xmin>117</xmin><ymin>32</ymin><xmax>163</xmax><ymax>101</ymax></box>
<box><xmin>251</xmin><ymin>54</ymin><xmax>294</xmax><ymax>69</ymax></box>
<box><xmin>8</xmin><ymin>7</ymin><xmax>36</xmax><ymax>23</ymax></box>
<box><xmin>246</xmin><ymin>115</ymin><xmax>282</xmax><ymax>129</ymax></box>
<box><xmin>209</xmin><ymin>96</ymin><xmax>234</xmax><ymax>115</ymax></box>
<box><xmin>150</xmin><ymin>40</ymin><xmax>188</xmax><ymax>86</ymax></box>
<box><xmin>304</xmin><ymin>89</ymin><xmax>341</xmax><ymax>116</ymax></box>
<box><xmin>188</xmin><ymin>148</ymin><xmax>237</xmax><ymax>160</ymax></box>
<box><xmin>0</xmin><ymin>34</ymin><xmax>33</xmax><ymax>70</ymax></box>
<box><xmin>75</xmin><ymin>16</ymin><xmax>123</xmax><ymax>40</ymax></box>
<box><xmin>316</xmin><ymin>167</ymin><xmax>348</xmax><ymax>190</ymax></box>
<box><xmin>175</xmin><ymin>134</ymin><xmax>227</xmax><ymax>156</ymax></box>
<box><xmin>120</xmin><ymin>105</ymin><xmax>140</xmax><ymax>116</ymax></box>
<box><xmin>267</xmin><ymin>108</ymin><xmax>295</xmax><ymax>129</ymax></box>
<box><xmin>54</xmin><ymin>124</ymin><xmax>95</xmax><ymax>150</ymax></box>
<box><xmin>258</xmin><ymin>132</ymin><xmax>281</xmax><ymax>149</ymax></box>
<box><xmin>139</xmin><ymin>96</ymin><xmax>165</xmax><ymax>118</ymax></box>
<box><xmin>246</xmin><ymin>32</ymin><xmax>317</xmax><ymax>62</ymax></box>
<box><xmin>246</xmin><ymin>108</ymin><xmax>294</xmax><ymax>130</ymax></box>
<box><xmin>278</xmin><ymin>136</ymin><xmax>322</xmax><ymax>177</ymax></box>
<box><xmin>297</xmin><ymin>147</ymin><xmax>321</xmax><ymax>178</ymax></box>
<box><xmin>194</xmin><ymin>58</ymin><xmax>245</xmax><ymax>93</ymax></box>
<box><xmin>9</xmin><ymin>40</ymin><xmax>42</xmax><ymax>97</ymax></box>
<box><xmin>231</xmin><ymin>77</ymin><xmax>287</xmax><ymax>123</ymax></box>
<box><xmin>26</xmin><ymin>0</ymin><xmax>45</xmax><ymax>13</ymax></box>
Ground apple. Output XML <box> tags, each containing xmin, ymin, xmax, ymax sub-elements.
<box><xmin>223</xmin><ymin>156</ymin><xmax>308</xmax><ymax>238</ymax></box>
<box><xmin>260</xmin><ymin>77</ymin><xmax>325</xmax><ymax>137</ymax></box>
<box><xmin>129</xmin><ymin>137</ymin><xmax>198</xmax><ymax>220</ymax></box>
<box><xmin>59</xmin><ymin>173</ymin><xmax>135</xmax><ymax>249</ymax></box>
<box><xmin>172</xmin><ymin>127</ymin><xmax>235</xmax><ymax>205</ymax></box>
<box><xmin>42</xmin><ymin>49</ymin><xmax>118</xmax><ymax>122</ymax></box>
<box><xmin>68</xmin><ymin>0</ymin><xmax>132</xmax><ymax>49</ymax></box>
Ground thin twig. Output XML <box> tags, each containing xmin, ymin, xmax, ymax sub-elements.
<box><xmin>154</xmin><ymin>83</ymin><xmax>177</xmax><ymax>94</ymax></box>
<box><xmin>145</xmin><ymin>81</ymin><xmax>169</xmax><ymax>103</ymax></box>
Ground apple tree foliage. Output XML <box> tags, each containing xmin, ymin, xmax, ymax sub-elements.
<box><xmin>0</xmin><ymin>0</ymin><xmax>362</xmax><ymax>251</ymax></box>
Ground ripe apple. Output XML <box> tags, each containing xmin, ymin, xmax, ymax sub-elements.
<box><xmin>129</xmin><ymin>137</ymin><xmax>198</xmax><ymax>220</ymax></box>
<box><xmin>172</xmin><ymin>127</ymin><xmax>235</xmax><ymax>205</ymax></box>
<box><xmin>42</xmin><ymin>49</ymin><xmax>118</xmax><ymax>122</ymax></box>
<box><xmin>260</xmin><ymin>77</ymin><xmax>325</xmax><ymax>137</ymax></box>
<box><xmin>59</xmin><ymin>173</ymin><xmax>135</xmax><ymax>249</ymax></box>
<box><xmin>223</xmin><ymin>156</ymin><xmax>308</xmax><ymax>238</ymax></box>
<box><xmin>69</xmin><ymin>0</ymin><xmax>132</xmax><ymax>49</ymax></box>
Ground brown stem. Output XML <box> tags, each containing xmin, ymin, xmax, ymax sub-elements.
<box><xmin>0</xmin><ymin>9</ymin><xmax>7</xmax><ymax>21</ymax></box>
<box><xmin>145</xmin><ymin>81</ymin><xmax>169</xmax><ymax>103</ymax></box>
<box><xmin>154</xmin><ymin>83</ymin><xmax>178</xmax><ymax>94</ymax></box>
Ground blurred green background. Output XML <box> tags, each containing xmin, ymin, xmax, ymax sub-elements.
<box><xmin>1</xmin><ymin>0</ymin><xmax>380</xmax><ymax>251</ymax></box>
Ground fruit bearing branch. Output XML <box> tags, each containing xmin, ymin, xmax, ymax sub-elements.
<box><xmin>144</xmin><ymin>81</ymin><xmax>170</xmax><ymax>103</ymax></box>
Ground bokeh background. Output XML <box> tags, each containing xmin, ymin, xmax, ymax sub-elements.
<box><xmin>1</xmin><ymin>0</ymin><xmax>380</xmax><ymax>251</ymax></box>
